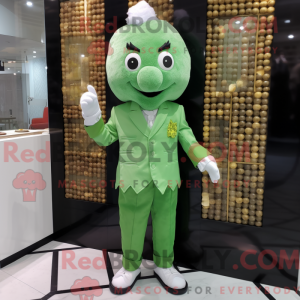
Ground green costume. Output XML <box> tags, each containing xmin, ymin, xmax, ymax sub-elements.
<box><xmin>85</xmin><ymin>101</ymin><xmax>209</xmax><ymax>194</ymax></box>
<box><xmin>119</xmin><ymin>182</ymin><xmax>177</xmax><ymax>271</ymax></box>
<box><xmin>85</xmin><ymin>18</ymin><xmax>210</xmax><ymax>271</ymax></box>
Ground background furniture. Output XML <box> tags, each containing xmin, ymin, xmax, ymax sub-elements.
<box><xmin>0</xmin><ymin>132</ymin><xmax>53</xmax><ymax>266</ymax></box>
<box><xmin>0</xmin><ymin>117</ymin><xmax>16</xmax><ymax>129</ymax></box>
<box><xmin>30</xmin><ymin>107</ymin><xmax>49</xmax><ymax>129</ymax></box>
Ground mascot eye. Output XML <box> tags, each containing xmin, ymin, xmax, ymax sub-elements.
<box><xmin>158</xmin><ymin>52</ymin><xmax>174</xmax><ymax>70</ymax></box>
<box><xmin>125</xmin><ymin>53</ymin><xmax>141</xmax><ymax>71</ymax></box>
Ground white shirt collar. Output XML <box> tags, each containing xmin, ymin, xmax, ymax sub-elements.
<box><xmin>143</xmin><ymin>109</ymin><xmax>158</xmax><ymax>115</ymax></box>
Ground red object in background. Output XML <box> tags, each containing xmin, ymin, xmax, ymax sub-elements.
<box><xmin>30</xmin><ymin>107</ymin><xmax>48</xmax><ymax>129</ymax></box>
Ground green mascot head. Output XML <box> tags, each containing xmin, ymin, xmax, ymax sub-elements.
<box><xmin>106</xmin><ymin>1</ymin><xmax>191</xmax><ymax>111</ymax></box>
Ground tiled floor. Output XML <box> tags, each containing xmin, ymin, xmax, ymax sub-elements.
<box><xmin>0</xmin><ymin>241</ymin><xmax>299</xmax><ymax>300</ymax></box>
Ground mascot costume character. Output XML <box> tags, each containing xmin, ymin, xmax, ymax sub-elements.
<box><xmin>80</xmin><ymin>1</ymin><xmax>220</xmax><ymax>295</ymax></box>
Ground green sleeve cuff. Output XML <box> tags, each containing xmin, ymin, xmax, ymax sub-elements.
<box><xmin>189</xmin><ymin>143</ymin><xmax>211</xmax><ymax>167</ymax></box>
<box><xmin>84</xmin><ymin>118</ymin><xmax>104</xmax><ymax>139</ymax></box>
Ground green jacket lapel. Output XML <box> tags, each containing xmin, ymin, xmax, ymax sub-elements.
<box><xmin>129</xmin><ymin>101</ymin><xmax>150</xmax><ymax>138</ymax></box>
<box><xmin>149</xmin><ymin>101</ymin><xmax>169</xmax><ymax>139</ymax></box>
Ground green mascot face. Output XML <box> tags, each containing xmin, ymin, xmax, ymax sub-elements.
<box><xmin>106</xmin><ymin>20</ymin><xmax>191</xmax><ymax>110</ymax></box>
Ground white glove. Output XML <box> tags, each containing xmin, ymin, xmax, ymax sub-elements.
<box><xmin>198</xmin><ymin>155</ymin><xmax>220</xmax><ymax>183</ymax></box>
<box><xmin>80</xmin><ymin>85</ymin><xmax>102</xmax><ymax>126</ymax></box>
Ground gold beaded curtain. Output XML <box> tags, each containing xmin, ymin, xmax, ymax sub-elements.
<box><xmin>202</xmin><ymin>0</ymin><xmax>276</xmax><ymax>226</ymax></box>
<box><xmin>128</xmin><ymin>0</ymin><xmax>174</xmax><ymax>24</ymax></box>
<box><xmin>59</xmin><ymin>0</ymin><xmax>107</xmax><ymax>203</ymax></box>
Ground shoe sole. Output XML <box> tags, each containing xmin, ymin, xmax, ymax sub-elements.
<box><xmin>109</xmin><ymin>272</ymin><xmax>141</xmax><ymax>295</ymax></box>
<box><xmin>154</xmin><ymin>271</ymin><xmax>188</xmax><ymax>295</ymax></box>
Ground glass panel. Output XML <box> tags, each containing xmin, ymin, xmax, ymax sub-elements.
<box><xmin>0</xmin><ymin>0</ymin><xmax>48</xmax><ymax>133</ymax></box>
<box><xmin>203</xmin><ymin>3</ymin><xmax>274</xmax><ymax>226</ymax></box>
<box><xmin>59</xmin><ymin>0</ymin><xmax>107</xmax><ymax>203</ymax></box>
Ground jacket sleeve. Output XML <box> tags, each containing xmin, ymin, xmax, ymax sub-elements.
<box><xmin>84</xmin><ymin>107</ymin><xmax>118</xmax><ymax>146</ymax></box>
<box><xmin>178</xmin><ymin>105</ymin><xmax>210</xmax><ymax>167</ymax></box>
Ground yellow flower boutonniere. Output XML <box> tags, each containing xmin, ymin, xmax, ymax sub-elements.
<box><xmin>167</xmin><ymin>120</ymin><xmax>177</xmax><ymax>138</ymax></box>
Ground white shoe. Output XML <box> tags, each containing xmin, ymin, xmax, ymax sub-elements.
<box><xmin>110</xmin><ymin>267</ymin><xmax>141</xmax><ymax>294</ymax></box>
<box><xmin>154</xmin><ymin>265</ymin><xmax>188</xmax><ymax>295</ymax></box>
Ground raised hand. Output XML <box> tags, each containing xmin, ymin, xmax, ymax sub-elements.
<box><xmin>80</xmin><ymin>85</ymin><xmax>101</xmax><ymax>126</ymax></box>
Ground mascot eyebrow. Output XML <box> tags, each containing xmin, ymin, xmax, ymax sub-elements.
<box><xmin>126</xmin><ymin>41</ymin><xmax>171</xmax><ymax>53</ymax></box>
<box><xmin>158</xmin><ymin>41</ymin><xmax>171</xmax><ymax>52</ymax></box>
<box><xmin>126</xmin><ymin>42</ymin><xmax>140</xmax><ymax>53</ymax></box>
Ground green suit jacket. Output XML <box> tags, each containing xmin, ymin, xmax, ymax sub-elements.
<box><xmin>85</xmin><ymin>101</ymin><xmax>210</xmax><ymax>194</ymax></box>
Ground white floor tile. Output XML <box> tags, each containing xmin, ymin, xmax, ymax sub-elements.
<box><xmin>262</xmin><ymin>284</ymin><xmax>300</xmax><ymax>300</ymax></box>
<box><xmin>107</xmin><ymin>271</ymin><xmax>269</xmax><ymax>299</ymax></box>
<box><xmin>183</xmin><ymin>272</ymin><xmax>269</xmax><ymax>300</ymax></box>
<box><xmin>2</xmin><ymin>252</ymin><xmax>53</xmax><ymax>295</ymax></box>
<box><xmin>2</xmin><ymin>245</ymin><xmax>298</xmax><ymax>300</ymax></box>
<box><xmin>178</xmin><ymin>266</ymin><xmax>194</xmax><ymax>272</ymax></box>
<box><xmin>49</xmin><ymin>290</ymin><xmax>103</xmax><ymax>299</ymax></box>
<box><xmin>108</xmin><ymin>252</ymin><xmax>155</xmax><ymax>277</ymax></box>
<box><xmin>0</xmin><ymin>269</ymin><xmax>44</xmax><ymax>300</ymax></box>
<box><xmin>34</xmin><ymin>241</ymin><xmax>81</xmax><ymax>252</ymax></box>
<box><xmin>58</xmin><ymin>248</ymin><xmax>109</xmax><ymax>291</ymax></box>
<box><xmin>50</xmin><ymin>272</ymin><xmax>271</xmax><ymax>300</ymax></box>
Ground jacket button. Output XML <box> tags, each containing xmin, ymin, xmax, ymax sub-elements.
<box><xmin>152</xmin><ymin>164</ymin><xmax>156</xmax><ymax>169</ymax></box>
<box><xmin>152</xmin><ymin>152</ymin><xmax>155</xmax><ymax>156</ymax></box>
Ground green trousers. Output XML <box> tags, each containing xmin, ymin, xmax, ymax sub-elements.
<box><xmin>119</xmin><ymin>181</ymin><xmax>178</xmax><ymax>271</ymax></box>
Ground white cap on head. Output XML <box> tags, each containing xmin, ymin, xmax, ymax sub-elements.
<box><xmin>126</xmin><ymin>0</ymin><xmax>158</xmax><ymax>25</ymax></box>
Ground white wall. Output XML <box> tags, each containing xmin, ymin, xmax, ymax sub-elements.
<box><xmin>0</xmin><ymin>133</ymin><xmax>53</xmax><ymax>261</ymax></box>
<box><xmin>0</xmin><ymin>0</ymin><xmax>45</xmax><ymax>43</ymax></box>
<box><xmin>24</xmin><ymin>58</ymin><xmax>48</xmax><ymax>123</ymax></box>
<box><xmin>28</xmin><ymin>57</ymin><xmax>48</xmax><ymax>100</ymax></box>
<box><xmin>0</xmin><ymin>1</ymin><xmax>17</xmax><ymax>37</ymax></box>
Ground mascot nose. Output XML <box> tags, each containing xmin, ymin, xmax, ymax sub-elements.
<box><xmin>137</xmin><ymin>66</ymin><xmax>163</xmax><ymax>92</ymax></box>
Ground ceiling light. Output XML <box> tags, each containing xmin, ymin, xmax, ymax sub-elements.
<box><xmin>33</xmin><ymin>51</ymin><xmax>36</xmax><ymax>53</ymax></box>
<box><xmin>8</xmin><ymin>68</ymin><xmax>10</xmax><ymax>70</ymax></box>
<box><xmin>18</xmin><ymin>71</ymin><xmax>20</xmax><ymax>72</ymax></box>
<box><xmin>288</xmin><ymin>35</ymin><xmax>294</xmax><ymax>39</ymax></box>
<box><xmin>13</xmin><ymin>73</ymin><xmax>16</xmax><ymax>75</ymax></box>
<box><xmin>33</xmin><ymin>56</ymin><xmax>36</xmax><ymax>58</ymax></box>
<box><xmin>285</xmin><ymin>20</ymin><xmax>291</xmax><ymax>23</ymax></box>
<box><xmin>81</xmin><ymin>54</ymin><xmax>85</xmax><ymax>57</ymax></box>
<box><xmin>26</xmin><ymin>1</ymin><xmax>33</xmax><ymax>7</ymax></box>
